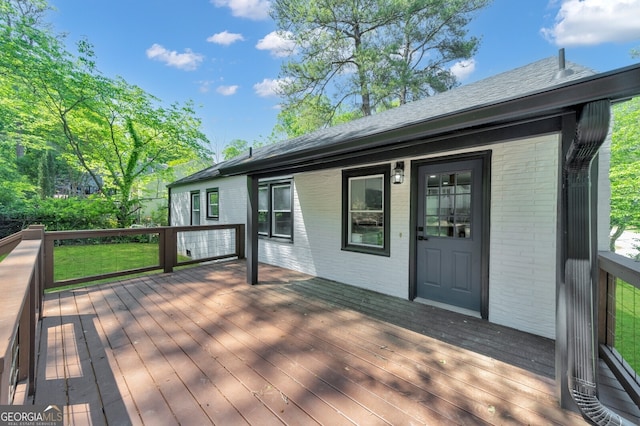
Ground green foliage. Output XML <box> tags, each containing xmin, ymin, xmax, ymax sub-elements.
<box><xmin>222</xmin><ymin>139</ymin><xmax>250</xmax><ymax>160</ymax></box>
<box><xmin>0</xmin><ymin>0</ymin><xmax>212</xmax><ymax>228</ymax></box>
<box><xmin>38</xmin><ymin>149</ymin><xmax>56</xmax><ymax>198</ymax></box>
<box><xmin>273</xmin><ymin>95</ymin><xmax>362</xmax><ymax>138</ymax></box>
<box><xmin>614</xmin><ymin>279</ymin><xmax>640</xmax><ymax>373</ymax></box>
<box><xmin>272</xmin><ymin>0</ymin><xmax>490</xmax><ymax>125</ymax></box>
<box><xmin>8</xmin><ymin>196</ymin><xmax>118</xmax><ymax>232</ymax></box>
<box><xmin>0</xmin><ymin>138</ymin><xmax>38</xmax><ymax>213</ymax></box>
<box><xmin>609</xmin><ymin>97</ymin><xmax>640</xmax><ymax>251</ymax></box>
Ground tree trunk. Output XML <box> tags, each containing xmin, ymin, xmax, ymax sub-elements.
<box><xmin>609</xmin><ymin>225</ymin><xmax>625</xmax><ymax>252</ymax></box>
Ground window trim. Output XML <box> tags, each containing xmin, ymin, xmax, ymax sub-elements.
<box><xmin>190</xmin><ymin>190</ymin><xmax>201</xmax><ymax>226</ymax></box>
<box><xmin>342</xmin><ymin>164</ymin><xmax>390</xmax><ymax>256</ymax></box>
<box><xmin>258</xmin><ymin>179</ymin><xmax>293</xmax><ymax>242</ymax></box>
<box><xmin>206</xmin><ymin>187</ymin><xmax>219</xmax><ymax>220</ymax></box>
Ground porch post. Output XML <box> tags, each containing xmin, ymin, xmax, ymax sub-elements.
<box><xmin>246</xmin><ymin>175</ymin><xmax>259</xmax><ymax>285</ymax></box>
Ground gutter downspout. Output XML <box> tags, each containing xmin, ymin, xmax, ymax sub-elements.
<box><xmin>564</xmin><ymin>100</ymin><xmax>632</xmax><ymax>425</ymax></box>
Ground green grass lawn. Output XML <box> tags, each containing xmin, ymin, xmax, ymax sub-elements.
<box><xmin>54</xmin><ymin>242</ymin><xmax>161</xmax><ymax>282</ymax></box>
<box><xmin>615</xmin><ymin>279</ymin><xmax>640</xmax><ymax>374</ymax></box>
<box><xmin>51</xmin><ymin>242</ymin><xmax>189</xmax><ymax>291</ymax></box>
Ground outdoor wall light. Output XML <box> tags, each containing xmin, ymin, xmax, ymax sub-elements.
<box><xmin>392</xmin><ymin>161</ymin><xmax>405</xmax><ymax>184</ymax></box>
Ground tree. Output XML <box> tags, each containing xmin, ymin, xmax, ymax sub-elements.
<box><xmin>609</xmin><ymin>97</ymin><xmax>640</xmax><ymax>253</ymax></box>
<box><xmin>1</xmin><ymin>1</ymin><xmax>212</xmax><ymax>226</ymax></box>
<box><xmin>272</xmin><ymin>94</ymin><xmax>361</xmax><ymax>138</ymax></box>
<box><xmin>37</xmin><ymin>149</ymin><xmax>55</xmax><ymax>198</ymax></box>
<box><xmin>222</xmin><ymin>139</ymin><xmax>250</xmax><ymax>160</ymax></box>
<box><xmin>271</xmin><ymin>0</ymin><xmax>490</xmax><ymax>124</ymax></box>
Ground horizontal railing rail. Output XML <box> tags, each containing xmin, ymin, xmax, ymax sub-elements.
<box><xmin>0</xmin><ymin>225</ymin><xmax>44</xmax><ymax>404</ymax></box>
<box><xmin>45</xmin><ymin>224</ymin><xmax>245</xmax><ymax>290</ymax></box>
<box><xmin>598</xmin><ymin>250</ymin><xmax>640</xmax><ymax>408</ymax></box>
<box><xmin>0</xmin><ymin>230</ymin><xmax>23</xmax><ymax>258</ymax></box>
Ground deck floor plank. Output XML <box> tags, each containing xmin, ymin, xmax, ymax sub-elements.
<box><xmin>33</xmin><ymin>260</ymin><xmax>638</xmax><ymax>425</ymax></box>
<box><xmin>94</xmin><ymin>283</ymin><xmax>179</xmax><ymax>425</ymax></box>
<box><xmin>174</xmin><ymin>274</ymin><xmax>471</xmax><ymax>425</ymax></box>
<box><xmin>218</xmin><ymin>277</ymin><xmax>572</xmax><ymax>425</ymax></box>
<box><xmin>140</xmin><ymin>275</ymin><xmax>346</xmax><ymax>425</ymax></box>
<box><xmin>129</xmin><ymin>277</ymin><xmax>308</xmax><ymax>426</ymax></box>
<box><xmin>161</xmin><ymin>279</ymin><xmax>406</xmax><ymax>425</ymax></box>
<box><xmin>258</xmin><ymin>282</ymin><xmax>576</xmax><ymax>423</ymax></box>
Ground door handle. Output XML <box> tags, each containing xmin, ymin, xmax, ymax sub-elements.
<box><xmin>417</xmin><ymin>235</ymin><xmax>427</xmax><ymax>241</ymax></box>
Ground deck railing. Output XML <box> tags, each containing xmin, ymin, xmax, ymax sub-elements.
<box><xmin>0</xmin><ymin>229</ymin><xmax>23</xmax><ymax>258</ymax></box>
<box><xmin>44</xmin><ymin>224</ymin><xmax>245</xmax><ymax>290</ymax></box>
<box><xmin>598</xmin><ymin>250</ymin><xmax>640</xmax><ymax>407</ymax></box>
<box><xmin>0</xmin><ymin>224</ymin><xmax>244</xmax><ymax>403</ymax></box>
<box><xmin>0</xmin><ymin>225</ymin><xmax>44</xmax><ymax>405</ymax></box>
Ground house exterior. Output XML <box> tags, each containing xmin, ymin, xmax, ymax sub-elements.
<box><xmin>169</xmin><ymin>54</ymin><xmax>640</xmax><ymax>421</ymax></box>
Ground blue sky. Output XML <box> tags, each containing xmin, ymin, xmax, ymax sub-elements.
<box><xmin>48</xmin><ymin>0</ymin><xmax>640</xmax><ymax>160</ymax></box>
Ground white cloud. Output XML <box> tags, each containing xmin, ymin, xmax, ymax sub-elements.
<box><xmin>256</xmin><ymin>31</ymin><xmax>297</xmax><ymax>57</ymax></box>
<box><xmin>207</xmin><ymin>31</ymin><xmax>245</xmax><ymax>46</ymax></box>
<box><xmin>253</xmin><ymin>78</ymin><xmax>291</xmax><ymax>97</ymax></box>
<box><xmin>541</xmin><ymin>0</ymin><xmax>640</xmax><ymax>46</ymax></box>
<box><xmin>217</xmin><ymin>85</ymin><xmax>240</xmax><ymax>96</ymax></box>
<box><xmin>146</xmin><ymin>44</ymin><xmax>204</xmax><ymax>71</ymax></box>
<box><xmin>450</xmin><ymin>59</ymin><xmax>476</xmax><ymax>81</ymax></box>
<box><xmin>211</xmin><ymin>0</ymin><xmax>271</xmax><ymax>21</ymax></box>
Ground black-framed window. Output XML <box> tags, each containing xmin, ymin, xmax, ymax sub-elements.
<box><xmin>342</xmin><ymin>165</ymin><xmax>390</xmax><ymax>256</ymax></box>
<box><xmin>258</xmin><ymin>180</ymin><xmax>293</xmax><ymax>240</ymax></box>
<box><xmin>190</xmin><ymin>190</ymin><xmax>201</xmax><ymax>225</ymax></box>
<box><xmin>206</xmin><ymin>188</ymin><xmax>219</xmax><ymax>220</ymax></box>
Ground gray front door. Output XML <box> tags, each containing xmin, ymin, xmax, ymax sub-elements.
<box><xmin>416</xmin><ymin>158</ymin><xmax>483</xmax><ymax>312</ymax></box>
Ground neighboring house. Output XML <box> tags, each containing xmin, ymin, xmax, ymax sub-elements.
<box><xmin>169</xmin><ymin>53</ymin><xmax>640</xmax><ymax>420</ymax></box>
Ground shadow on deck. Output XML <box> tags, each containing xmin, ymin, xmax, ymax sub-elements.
<box><xmin>32</xmin><ymin>260</ymin><xmax>638</xmax><ymax>425</ymax></box>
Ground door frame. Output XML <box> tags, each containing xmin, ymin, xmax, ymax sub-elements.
<box><xmin>409</xmin><ymin>151</ymin><xmax>492</xmax><ymax>319</ymax></box>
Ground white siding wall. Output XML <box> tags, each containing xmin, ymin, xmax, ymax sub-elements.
<box><xmin>170</xmin><ymin>176</ymin><xmax>247</xmax><ymax>259</ymax></box>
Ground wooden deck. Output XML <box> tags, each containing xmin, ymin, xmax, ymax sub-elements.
<box><xmin>32</xmin><ymin>260</ymin><xmax>636</xmax><ymax>425</ymax></box>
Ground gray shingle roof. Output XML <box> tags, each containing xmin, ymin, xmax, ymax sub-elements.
<box><xmin>171</xmin><ymin>55</ymin><xmax>595</xmax><ymax>186</ymax></box>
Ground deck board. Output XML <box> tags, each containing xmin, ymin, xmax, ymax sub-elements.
<box><xmin>32</xmin><ymin>260</ymin><xmax>639</xmax><ymax>425</ymax></box>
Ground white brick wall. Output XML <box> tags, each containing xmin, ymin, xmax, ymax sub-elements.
<box><xmin>259</xmin><ymin>166</ymin><xmax>411</xmax><ymax>299</ymax></box>
<box><xmin>261</xmin><ymin>135</ymin><xmax>562</xmax><ymax>338</ymax></box>
<box><xmin>488</xmin><ymin>135</ymin><xmax>559</xmax><ymax>338</ymax></box>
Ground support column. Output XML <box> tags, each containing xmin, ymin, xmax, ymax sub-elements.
<box><xmin>247</xmin><ymin>175</ymin><xmax>259</xmax><ymax>285</ymax></box>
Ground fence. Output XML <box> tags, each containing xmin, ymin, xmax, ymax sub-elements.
<box><xmin>598</xmin><ymin>250</ymin><xmax>640</xmax><ymax>407</ymax></box>
<box><xmin>0</xmin><ymin>224</ymin><xmax>244</xmax><ymax>403</ymax></box>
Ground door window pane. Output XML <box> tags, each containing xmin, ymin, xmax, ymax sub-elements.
<box><xmin>425</xmin><ymin>171</ymin><xmax>472</xmax><ymax>238</ymax></box>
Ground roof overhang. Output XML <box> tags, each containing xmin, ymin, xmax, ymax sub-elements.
<box><xmin>221</xmin><ymin>63</ymin><xmax>640</xmax><ymax>177</ymax></box>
